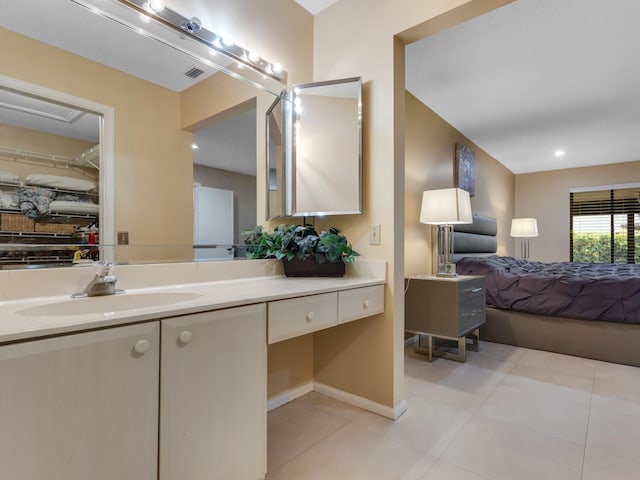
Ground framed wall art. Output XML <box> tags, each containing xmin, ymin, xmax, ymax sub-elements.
<box><xmin>455</xmin><ymin>143</ymin><xmax>475</xmax><ymax>197</ymax></box>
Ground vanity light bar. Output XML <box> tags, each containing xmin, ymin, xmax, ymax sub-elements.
<box><xmin>115</xmin><ymin>0</ymin><xmax>287</xmax><ymax>83</ymax></box>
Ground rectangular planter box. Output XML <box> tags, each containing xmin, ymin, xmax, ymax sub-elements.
<box><xmin>282</xmin><ymin>258</ymin><xmax>346</xmax><ymax>277</ymax></box>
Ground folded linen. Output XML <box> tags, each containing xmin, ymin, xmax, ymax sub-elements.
<box><xmin>25</xmin><ymin>174</ymin><xmax>96</xmax><ymax>192</ymax></box>
<box><xmin>49</xmin><ymin>200</ymin><xmax>99</xmax><ymax>215</ymax></box>
<box><xmin>0</xmin><ymin>170</ymin><xmax>20</xmax><ymax>184</ymax></box>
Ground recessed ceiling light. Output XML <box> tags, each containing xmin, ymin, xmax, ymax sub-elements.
<box><xmin>555</xmin><ymin>149</ymin><xmax>566</xmax><ymax>157</ymax></box>
<box><xmin>191</xmin><ymin>144</ymin><xmax>199</xmax><ymax>150</ymax></box>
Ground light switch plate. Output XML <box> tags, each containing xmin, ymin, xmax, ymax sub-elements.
<box><xmin>369</xmin><ymin>224</ymin><xmax>381</xmax><ymax>245</ymax></box>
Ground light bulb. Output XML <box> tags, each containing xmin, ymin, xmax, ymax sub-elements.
<box><xmin>248</xmin><ymin>51</ymin><xmax>260</xmax><ymax>63</ymax></box>
<box><xmin>212</xmin><ymin>37</ymin><xmax>223</xmax><ymax>50</ymax></box>
<box><xmin>272</xmin><ymin>63</ymin><xmax>283</xmax><ymax>74</ymax></box>
<box><xmin>221</xmin><ymin>37</ymin><xmax>235</xmax><ymax>47</ymax></box>
<box><xmin>147</xmin><ymin>0</ymin><xmax>165</xmax><ymax>13</ymax></box>
<box><xmin>191</xmin><ymin>144</ymin><xmax>199</xmax><ymax>150</ymax></box>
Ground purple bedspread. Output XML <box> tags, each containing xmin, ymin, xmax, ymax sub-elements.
<box><xmin>456</xmin><ymin>256</ymin><xmax>640</xmax><ymax>324</ymax></box>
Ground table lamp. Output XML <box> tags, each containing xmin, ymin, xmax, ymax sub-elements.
<box><xmin>420</xmin><ymin>187</ymin><xmax>473</xmax><ymax>277</ymax></box>
<box><xmin>510</xmin><ymin>217</ymin><xmax>538</xmax><ymax>258</ymax></box>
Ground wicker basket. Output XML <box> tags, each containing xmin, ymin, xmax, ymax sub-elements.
<box><xmin>34</xmin><ymin>223</ymin><xmax>77</xmax><ymax>234</ymax></box>
<box><xmin>1</xmin><ymin>213</ymin><xmax>35</xmax><ymax>232</ymax></box>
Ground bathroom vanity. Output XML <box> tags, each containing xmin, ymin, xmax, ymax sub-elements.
<box><xmin>0</xmin><ymin>262</ymin><xmax>384</xmax><ymax>480</ymax></box>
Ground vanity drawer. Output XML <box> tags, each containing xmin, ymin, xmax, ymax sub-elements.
<box><xmin>338</xmin><ymin>285</ymin><xmax>384</xmax><ymax>324</ymax></box>
<box><xmin>268</xmin><ymin>292</ymin><xmax>338</xmax><ymax>344</ymax></box>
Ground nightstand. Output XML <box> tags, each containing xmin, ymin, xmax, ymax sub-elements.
<box><xmin>404</xmin><ymin>274</ymin><xmax>486</xmax><ymax>362</ymax></box>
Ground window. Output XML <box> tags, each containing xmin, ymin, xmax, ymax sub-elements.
<box><xmin>570</xmin><ymin>188</ymin><xmax>640</xmax><ymax>264</ymax></box>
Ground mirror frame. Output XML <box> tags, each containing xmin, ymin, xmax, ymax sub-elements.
<box><xmin>265</xmin><ymin>76</ymin><xmax>363</xmax><ymax>219</ymax></box>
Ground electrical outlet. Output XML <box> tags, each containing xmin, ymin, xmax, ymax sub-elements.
<box><xmin>117</xmin><ymin>231</ymin><xmax>129</xmax><ymax>245</ymax></box>
<box><xmin>369</xmin><ymin>224</ymin><xmax>381</xmax><ymax>245</ymax></box>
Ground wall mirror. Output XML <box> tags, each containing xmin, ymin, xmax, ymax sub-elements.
<box><xmin>0</xmin><ymin>0</ymin><xmax>282</xmax><ymax>269</ymax></box>
<box><xmin>266</xmin><ymin>77</ymin><xmax>362</xmax><ymax>219</ymax></box>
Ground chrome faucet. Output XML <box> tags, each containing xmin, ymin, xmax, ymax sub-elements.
<box><xmin>72</xmin><ymin>261</ymin><xmax>125</xmax><ymax>298</ymax></box>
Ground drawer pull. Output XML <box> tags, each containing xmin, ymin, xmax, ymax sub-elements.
<box><xmin>462</xmin><ymin>310</ymin><xmax>484</xmax><ymax>318</ymax></box>
<box><xmin>465</xmin><ymin>287</ymin><xmax>483</xmax><ymax>294</ymax></box>
<box><xmin>178</xmin><ymin>330</ymin><xmax>193</xmax><ymax>344</ymax></box>
<box><xmin>134</xmin><ymin>339</ymin><xmax>150</xmax><ymax>355</ymax></box>
<box><xmin>363</xmin><ymin>299</ymin><xmax>370</xmax><ymax>309</ymax></box>
<box><xmin>306</xmin><ymin>312</ymin><xmax>315</xmax><ymax>322</ymax></box>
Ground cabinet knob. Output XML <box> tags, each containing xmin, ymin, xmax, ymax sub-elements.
<box><xmin>134</xmin><ymin>339</ymin><xmax>150</xmax><ymax>354</ymax></box>
<box><xmin>306</xmin><ymin>311</ymin><xmax>315</xmax><ymax>322</ymax></box>
<box><xmin>178</xmin><ymin>330</ymin><xmax>193</xmax><ymax>344</ymax></box>
<box><xmin>363</xmin><ymin>299</ymin><xmax>370</xmax><ymax>309</ymax></box>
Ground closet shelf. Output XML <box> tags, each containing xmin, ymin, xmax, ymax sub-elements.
<box><xmin>0</xmin><ymin>144</ymin><xmax>99</xmax><ymax>170</ymax></box>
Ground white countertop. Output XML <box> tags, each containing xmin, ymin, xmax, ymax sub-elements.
<box><xmin>0</xmin><ymin>275</ymin><xmax>384</xmax><ymax>344</ymax></box>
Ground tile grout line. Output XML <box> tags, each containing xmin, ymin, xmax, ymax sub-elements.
<box><xmin>266</xmin><ymin>403</ymin><xmax>366</xmax><ymax>477</ymax></box>
<box><xmin>429</xmin><ymin>347</ymin><xmax>523</xmax><ymax>468</ymax></box>
<box><xmin>579</xmin><ymin>367</ymin><xmax>597</xmax><ymax>479</ymax></box>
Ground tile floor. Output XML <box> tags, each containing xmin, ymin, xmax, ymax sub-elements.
<box><xmin>266</xmin><ymin>341</ymin><xmax>640</xmax><ymax>479</ymax></box>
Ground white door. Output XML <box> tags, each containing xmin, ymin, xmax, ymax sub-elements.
<box><xmin>0</xmin><ymin>322</ymin><xmax>159</xmax><ymax>480</ymax></box>
<box><xmin>193</xmin><ymin>184</ymin><xmax>234</xmax><ymax>260</ymax></box>
<box><xmin>160</xmin><ymin>304</ymin><xmax>267</xmax><ymax>480</ymax></box>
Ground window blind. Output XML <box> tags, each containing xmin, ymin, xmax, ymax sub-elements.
<box><xmin>570</xmin><ymin>188</ymin><xmax>640</xmax><ymax>264</ymax></box>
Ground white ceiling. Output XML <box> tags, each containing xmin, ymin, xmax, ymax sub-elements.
<box><xmin>0</xmin><ymin>0</ymin><xmax>220</xmax><ymax>92</ymax></box>
<box><xmin>193</xmin><ymin>108</ymin><xmax>256</xmax><ymax>176</ymax></box>
<box><xmin>406</xmin><ymin>0</ymin><xmax>640</xmax><ymax>174</ymax></box>
<box><xmin>7</xmin><ymin>0</ymin><xmax>635</xmax><ymax>176</ymax></box>
<box><xmin>294</xmin><ymin>0</ymin><xmax>339</xmax><ymax>15</ymax></box>
<box><xmin>0</xmin><ymin>88</ymin><xmax>100</xmax><ymax>142</ymax></box>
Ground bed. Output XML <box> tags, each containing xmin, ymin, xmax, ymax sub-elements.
<box><xmin>452</xmin><ymin>215</ymin><xmax>640</xmax><ymax>367</ymax></box>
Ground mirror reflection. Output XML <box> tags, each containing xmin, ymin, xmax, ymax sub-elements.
<box><xmin>293</xmin><ymin>77</ymin><xmax>362</xmax><ymax>216</ymax></box>
<box><xmin>0</xmin><ymin>0</ymin><xmax>277</xmax><ymax>269</ymax></box>
<box><xmin>0</xmin><ymin>87</ymin><xmax>101</xmax><ymax>269</ymax></box>
<box><xmin>266</xmin><ymin>77</ymin><xmax>363</xmax><ymax>219</ymax></box>
<box><xmin>193</xmin><ymin>105</ymin><xmax>256</xmax><ymax>260</ymax></box>
<box><xmin>266</xmin><ymin>94</ymin><xmax>287</xmax><ymax>220</ymax></box>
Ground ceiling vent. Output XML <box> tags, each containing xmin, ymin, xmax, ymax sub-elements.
<box><xmin>184</xmin><ymin>67</ymin><xmax>205</xmax><ymax>79</ymax></box>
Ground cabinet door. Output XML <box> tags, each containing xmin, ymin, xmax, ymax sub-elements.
<box><xmin>160</xmin><ymin>304</ymin><xmax>267</xmax><ymax>480</ymax></box>
<box><xmin>0</xmin><ymin>322</ymin><xmax>159</xmax><ymax>480</ymax></box>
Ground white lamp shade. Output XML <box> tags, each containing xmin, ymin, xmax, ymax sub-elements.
<box><xmin>511</xmin><ymin>218</ymin><xmax>538</xmax><ymax>237</ymax></box>
<box><xmin>420</xmin><ymin>188</ymin><xmax>473</xmax><ymax>225</ymax></box>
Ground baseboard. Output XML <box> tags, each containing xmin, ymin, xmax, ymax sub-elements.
<box><xmin>267</xmin><ymin>382</ymin><xmax>314</xmax><ymax>412</ymax></box>
<box><xmin>313</xmin><ymin>382</ymin><xmax>408</xmax><ymax>420</ymax></box>
<box><xmin>267</xmin><ymin>381</ymin><xmax>408</xmax><ymax>419</ymax></box>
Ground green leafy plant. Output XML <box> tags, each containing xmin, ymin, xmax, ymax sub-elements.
<box><xmin>243</xmin><ymin>224</ymin><xmax>359</xmax><ymax>264</ymax></box>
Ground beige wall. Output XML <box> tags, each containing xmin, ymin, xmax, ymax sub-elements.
<box><xmin>515</xmin><ymin>160</ymin><xmax>640</xmax><ymax>262</ymax></box>
<box><xmin>0</xmin><ymin>124</ymin><xmax>96</xmax><ymax>182</ymax></box>
<box><xmin>194</xmin><ymin>164</ymin><xmax>256</xmax><ymax>243</ymax></box>
<box><xmin>312</xmin><ymin>0</ymin><xmax>514</xmax><ymax>410</ymax></box>
<box><xmin>405</xmin><ymin>92</ymin><xmax>515</xmax><ymax>276</ymax></box>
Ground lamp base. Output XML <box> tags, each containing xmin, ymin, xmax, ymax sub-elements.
<box><xmin>436</xmin><ymin>262</ymin><xmax>458</xmax><ymax>278</ymax></box>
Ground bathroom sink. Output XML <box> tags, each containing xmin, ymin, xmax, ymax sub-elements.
<box><xmin>16</xmin><ymin>292</ymin><xmax>202</xmax><ymax>317</ymax></box>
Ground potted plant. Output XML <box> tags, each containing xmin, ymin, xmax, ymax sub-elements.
<box><xmin>243</xmin><ymin>224</ymin><xmax>359</xmax><ymax>277</ymax></box>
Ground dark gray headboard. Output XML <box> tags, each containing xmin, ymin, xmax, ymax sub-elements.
<box><xmin>452</xmin><ymin>213</ymin><xmax>497</xmax><ymax>262</ymax></box>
